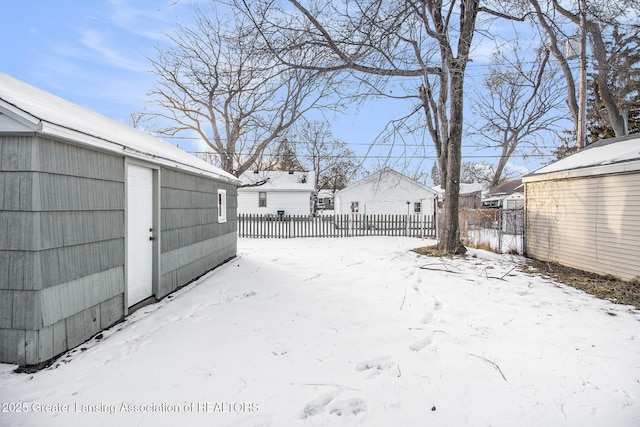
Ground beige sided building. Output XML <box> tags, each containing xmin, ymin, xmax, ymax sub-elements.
<box><xmin>523</xmin><ymin>134</ymin><xmax>640</xmax><ymax>282</ymax></box>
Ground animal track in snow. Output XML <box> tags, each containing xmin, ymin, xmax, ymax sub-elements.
<box><xmin>328</xmin><ymin>398</ymin><xmax>367</xmax><ymax>416</ymax></box>
<box><xmin>355</xmin><ymin>356</ymin><xmax>395</xmax><ymax>373</ymax></box>
<box><xmin>221</xmin><ymin>291</ymin><xmax>258</xmax><ymax>303</ymax></box>
<box><xmin>300</xmin><ymin>391</ymin><xmax>341</xmax><ymax>419</ymax></box>
<box><xmin>421</xmin><ymin>311</ymin><xmax>435</xmax><ymax>324</ymax></box>
<box><xmin>409</xmin><ymin>334</ymin><xmax>433</xmax><ymax>352</ymax></box>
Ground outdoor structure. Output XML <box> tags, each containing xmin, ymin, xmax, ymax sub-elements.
<box><xmin>237</xmin><ymin>170</ymin><xmax>316</xmax><ymax>217</ymax></box>
<box><xmin>433</xmin><ymin>182</ymin><xmax>484</xmax><ymax>209</ymax></box>
<box><xmin>334</xmin><ymin>168</ymin><xmax>437</xmax><ymax>216</ymax></box>
<box><xmin>483</xmin><ymin>179</ymin><xmax>525</xmax><ymax>209</ymax></box>
<box><xmin>0</xmin><ymin>73</ymin><xmax>241</xmax><ymax>366</ymax></box>
<box><xmin>523</xmin><ymin>134</ymin><xmax>640</xmax><ymax>281</ymax></box>
<box><xmin>316</xmin><ymin>189</ymin><xmax>335</xmax><ymax>212</ymax></box>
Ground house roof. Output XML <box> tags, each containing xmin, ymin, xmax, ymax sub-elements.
<box><xmin>338</xmin><ymin>168</ymin><xmax>437</xmax><ymax>197</ymax></box>
<box><xmin>238</xmin><ymin>170</ymin><xmax>316</xmax><ymax>192</ymax></box>
<box><xmin>317</xmin><ymin>189</ymin><xmax>335</xmax><ymax>198</ymax></box>
<box><xmin>487</xmin><ymin>179</ymin><xmax>523</xmax><ymax>196</ymax></box>
<box><xmin>433</xmin><ymin>182</ymin><xmax>484</xmax><ymax>197</ymax></box>
<box><xmin>523</xmin><ymin>134</ymin><xmax>640</xmax><ymax>182</ymax></box>
<box><xmin>0</xmin><ymin>72</ymin><xmax>240</xmax><ymax>184</ymax></box>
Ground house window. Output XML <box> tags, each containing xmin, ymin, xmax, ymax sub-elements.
<box><xmin>218</xmin><ymin>189</ymin><xmax>227</xmax><ymax>223</ymax></box>
<box><xmin>259</xmin><ymin>192</ymin><xmax>267</xmax><ymax>207</ymax></box>
<box><xmin>350</xmin><ymin>201</ymin><xmax>359</xmax><ymax>213</ymax></box>
<box><xmin>414</xmin><ymin>202</ymin><xmax>421</xmax><ymax>213</ymax></box>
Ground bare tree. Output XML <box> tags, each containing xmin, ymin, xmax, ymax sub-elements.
<box><xmin>470</xmin><ymin>42</ymin><xmax>566</xmax><ymax>187</ymax></box>
<box><xmin>588</xmin><ymin>24</ymin><xmax>640</xmax><ymax>139</ymax></box>
<box><xmin>238</xmin><ymin>0</ymin><xmax>525</xmax><ymax>254</ymax></box>
<box><xmin>461</xmin><ymin>162</ymin><xmax>498</xmax><ymax>186</ymax></box>
<box><xmin>291</xmin><ymin>120</ymin><xmax>360</xmax><ymax>191</ymax></box>
<box><xmin>527</xmin><ymin>0</ymin><xmax>640</xmax><ymax>143</ymax></box>
<box><xmin>146</xmin><ymin>5</ymin><xmax>335</xmax><ymax>176</ymax></box>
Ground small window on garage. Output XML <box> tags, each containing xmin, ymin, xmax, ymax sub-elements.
<box><xmin>350</xmin><ymin>201</ymin><xmax>359</xmax><ymax>213</ymax></box>
<box><xmin>218</xmin><ymin>189</ymin><xmax>227</xmax><ymax>223</ymax></box>
<box><xmin>259</xmin><ymin>192</ymin><xmax>267</xmax><ymax>207</ymax></box>
<box><xmin>414</xmin><ymin>202</ymin><xmax>421</xmax><ymax>213</ymax></box>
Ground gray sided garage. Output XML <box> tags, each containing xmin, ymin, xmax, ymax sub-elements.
<box><xmin>523</xmin><ymin>134</ymin><xmax>640</xmax><ymax>282</ymax></box>
<box><xmin>0</xmin><ymin>73</ymin><xmax>240</xmax><ymax>366</ymax></box>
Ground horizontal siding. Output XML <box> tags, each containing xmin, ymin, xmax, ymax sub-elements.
<box><xmin>39</xmin><ymin>267</ymin><xmax>124</xmax><ymax>327</ymax></box>
<box><xmin>161</xmin><ymin>187</ymin><xmax>217</xmax><ymax>209</ymax></box>
<box><xmin>0</xmin><ymin>137</ymin><xmax>240</xmax><ymax>364</ymax></box>
<box><xmin>159</xmin><ymin>233</ymin><xmax>237</xmax><ymax>297</ymax></box>
<box><xmin>1</xmin><ymin>136</ymin><xmax>124</xmax><ymax>179</ymax></box>
<box><xmin>38</xmin><ymin>211</ymin><xmax>124</xmax><ymax>250</ymax></box>
<box><xmin>526</xmin><ymin>173</ymin><xmax>640</xmax><ymax>281</ymax></box>
<box><xmin>161</xmin><ymin>208</ymin><xmax>216</xmax><ymax>230</ymax></box>
<box><xmin>38</xmin><ymin>238</ymin><xmax>124</xmax><ymax>290</ymax></box>
<box><xmin>161</xmin><ymin>170</ymin><xmax>218</xmax><ymax>192</ymax></box>
<box><xmin>37</xmin><ymin>138</ymin><xmax>124</xmax><ymax>181</ymax></box>
<box><xmin>36</xmin><ymin>173</ymin><xmax>124</xmax><ymax>211</ymax></box>
<box><xmin>336</xmin><ymin>174</ymin><xmax>435</xmax><ymax>216</ymax></box>
<box><xmin>159</xmin><ymin>169</ymin><xmax>238</xmax><ymax>298</ymax></box>
<box><xmin>237</xmin><ymin>190</ymin><xmax>312</xmax><ymax>216</ymax></box>
<box><xmin>0</xmin><ymin>238</ymin><xmax>124</xmax><ymax>291</ymax></box>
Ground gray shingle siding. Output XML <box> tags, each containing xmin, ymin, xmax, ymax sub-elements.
<box><xmin>1</xmin><ymin>134</ymin><xmax>238</xmax><ymax>366</ymax></box>
<box><xmin>158</xmin><ymin>170</ymin><xmax>237</xmax><ymax>298</ymax></box>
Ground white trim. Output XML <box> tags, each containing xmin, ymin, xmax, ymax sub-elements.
<box><xmin>218</xmin><ymin>189</ymin><xmax>228</xmax><ymax>223</ymax></box>
<box><xmin>523</xmin><ymin>159</ymin><xmax>640</xmax><ymax>183</ymax></box>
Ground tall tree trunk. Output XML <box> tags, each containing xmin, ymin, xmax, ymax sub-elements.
<box><xmin>439</xmin><ymin>69</ymin><xmax>466</xmax><ymax>254</ymax></box>
<box><xmin>590</xmin><ymin>24</ymin><xmax>627</xmax><ymax>137</ymax></box>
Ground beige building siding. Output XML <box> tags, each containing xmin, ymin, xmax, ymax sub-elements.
<box><xmin>525</xmin><ymin>172</ymin><xmax>640</xmax><ymax>281</ymax></box>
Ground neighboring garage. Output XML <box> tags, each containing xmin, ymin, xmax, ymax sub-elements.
<box><xmin>523</xmin><ymin>134</ymin><xmax>640</xmax><ymax>282</ymax></box>
<box><xmin>0</xmin><ymin>73</ymin><xmax>241</xmax><ymax>366</ymax></box>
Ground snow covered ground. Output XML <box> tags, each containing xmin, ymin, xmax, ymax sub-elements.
<box><xmin>1</xmin><ymin>237</ymin><xmax>639</xmax><ymax>427</ymax></box>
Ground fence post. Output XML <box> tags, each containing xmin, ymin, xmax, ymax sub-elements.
<box><xmin>405</xmin><ymin>214</ymin><xmax>409</xmax><ymax>236</ymax></box>
<box><xmin>349</xmin><ymin>214</ymin><xmax>353</xmax><ymax>237</ymax></box>
<box><xmin>498</xmin><ymin>208</ymin><xmax>503</xmax><ymax>254</ymax></box>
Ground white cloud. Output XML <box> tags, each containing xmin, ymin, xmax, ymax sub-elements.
<box><xmin>505</xmin><ymin>161</ymin><xmax>530</xmax><ymax>177</ymax></box>
<box><xmin>77</xmin><ymin>27</ymin><xmax>148</xmax><ymax>72</ymax></box>
<box><xmin>106</xmin><ymin>0</ymin><xmax>184</xmax><ymax>42</ymax></box>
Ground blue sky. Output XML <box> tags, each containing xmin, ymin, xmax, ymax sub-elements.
<box><xmin>1</xmin><ymin>1</ymin><xmax>552</xmax><ymax>182</ymax></box>
<box><xmin>1</xmin><ymin>1</ymin><xmax>181</xmax><ymax>124</ymax></box>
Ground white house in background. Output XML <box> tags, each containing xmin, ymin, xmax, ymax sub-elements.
<box><xmin>237</xmin><ymin>170</ymin><xmax>316</xmax><ymax>216</ymax></box>
<box><xmin>334</xmin><ymin>168</ymin><xmax>437</xmax><ymax>216</ymax></box>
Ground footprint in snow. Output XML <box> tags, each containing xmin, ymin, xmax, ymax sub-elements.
<box><xmin>328</xmin><ymin>398</ymin><xmax>367</xmax><ymax>416</ymax></box>
<box><xmin>221</xmin><ymin>291</ymin><xmax>257</xmax><ymax>303</ymax></box>
<box><xmin>355</xmin><ymin>356</ymin><xmax>394</xmax><ymax>374</ymax></box>
<box><xmin>409</xmin><ymin>334</ymin><xmax>433</xmax><ymax>352</ymax></box>
<box><xmin>421</xmin><ymin>311</ymin><xmax>435</xmax><ymax>324</ymax></box>
<box><xmin>300</xmin><ymin>391</ymin><xmax>341</xmax><ymax>419</ymax></box>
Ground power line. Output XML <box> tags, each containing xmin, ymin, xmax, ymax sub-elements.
<box><xmin>164</xmin><ymin>135</ymin><xmax>564</xmax><ymax>150</ymax></box>
<box><xmin>186</xmin><ymin>151</ymin><xmax>552</xmax><ymax>160</ymax></box>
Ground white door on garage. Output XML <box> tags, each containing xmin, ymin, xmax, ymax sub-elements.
<box><xmin>126</xmin><ymin>163</ymin><xmax>154</xmax><ymax>306</ymax></box>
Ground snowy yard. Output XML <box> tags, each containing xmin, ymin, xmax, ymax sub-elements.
<box><xmin>1</xmin><ymin>237</ymin><xmax>639</xmax><ymax>427</ymax></box>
